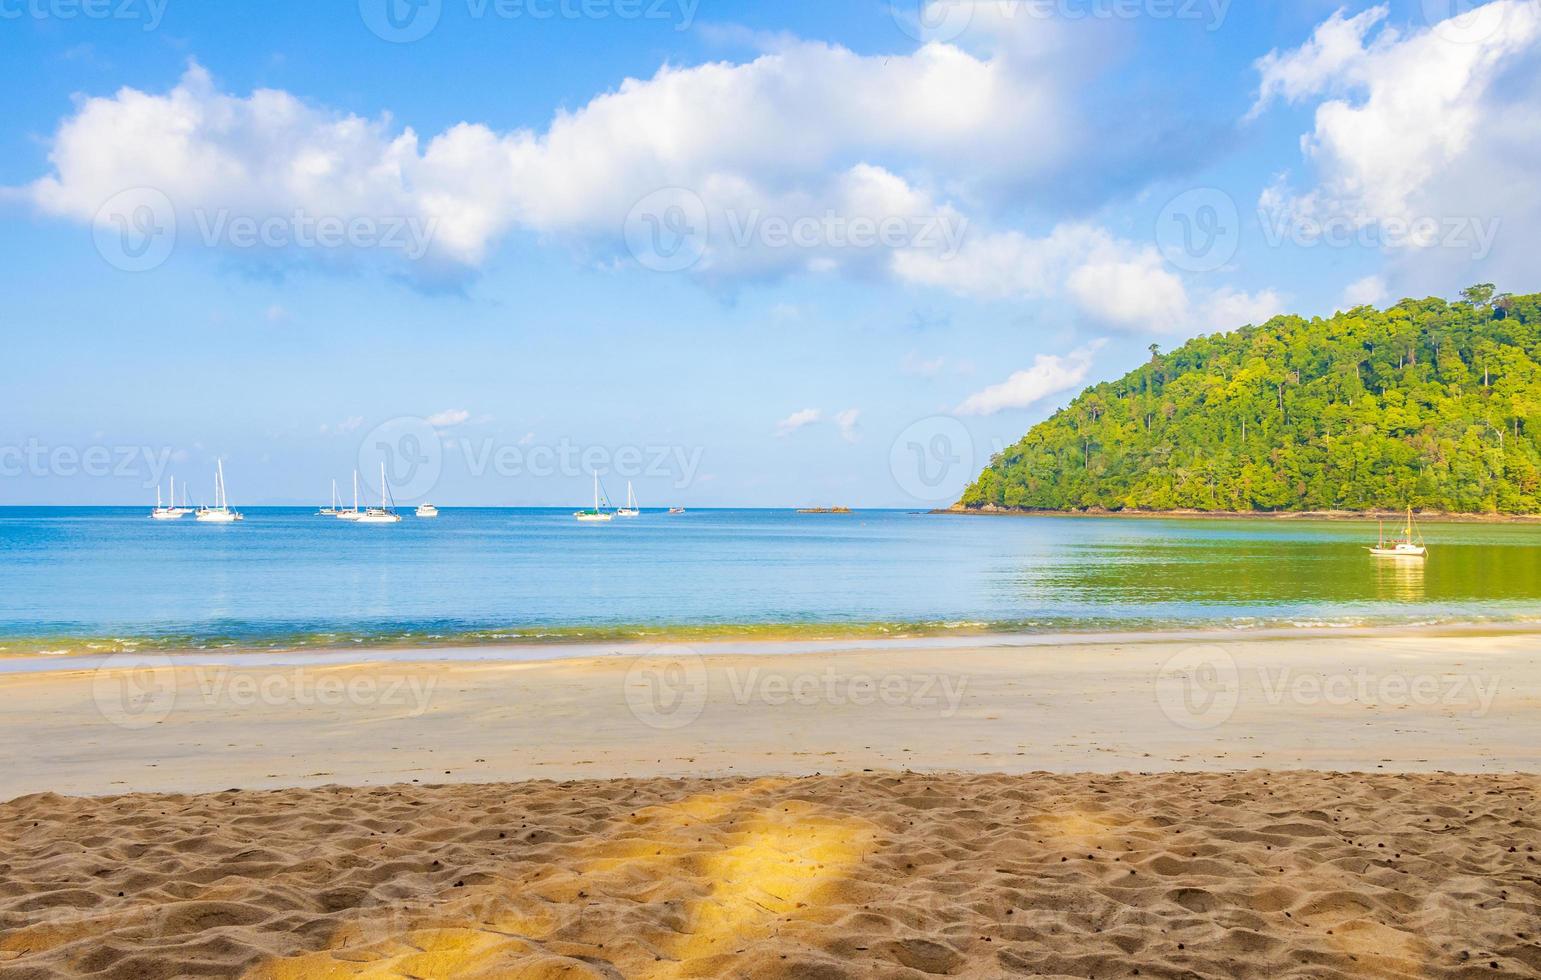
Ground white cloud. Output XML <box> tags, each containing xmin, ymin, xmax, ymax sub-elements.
<box><xmin>1066</xmin><ymin>244</ymin><xmax>1190</xmax><ymax>333</ymax></box>
<box><xmin>20</xmin><ymin>27</ymin><xmax>1080</xmax><ymax>277</ymax></box>
<box><xmin>19</xmin><ymin>20</ymin><xmax>1252</xmax><ymax>304</ymax></box>
<box><xmin>1199</xmin><ymin>287</ymin><xmax>1286</xmax><ymax>331</ymax></box>
<box><xmin>900</xmin><ymin>221</ymin><xmax>1280</xmax><ymax>334</ymax></box>
<box><xmin>265</xmin><ymin>303</ymin><xmax>290</xmax><ymax>322</ymax></box>
<box><xmin>426</xmin><ymin>409</ymin><xmax>471</xmax><ymax>428</ymax></box>
<box><xmin>834</xmin><ymin>408</ymin><xmax>861</xmax><ymax>443</ymax></box>
<box><xmin>1249</xmin><ymin>6</ymin><xmax>1392</xmax><ymax>118</ymax></box>
<box><xmin>955</xmin><ymin>341</ymin><xmax>1103</xmax><ymax>416</ymax></box>
<box><xmin>1250</xmin><ymin>1</ymin><xmax>1541</xmax><ymax>287</ymax></box>
<box><xmin>775</xmin><ymin>408</ymin><xmax>821</xmax><ymax>436</ymax></box>
<box><xmin>1341</xmin><ymin>274</ymin><xmax>1389</xmax><ymax>309</ymax></box>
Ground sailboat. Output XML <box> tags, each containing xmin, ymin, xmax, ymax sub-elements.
<box><xmin>170</xmin><ymin>477</ymin><xmax>192</xmax><ymax>517</ymax></box>
<box><xmin>574</xmin><ymin>473</ymin><xmax>614</xmax><ymax>522</ymax></box>
<box><xmin>616</xmin><ymin>481</ymin><xmax>640</xmax><ymax>517</ymax></box>
<box><xmin>195</xmin><ymin>460</ymin><xmax>243</xmax><ymax>523</ymax></box>
<box><xmin>153</xmin><ymin>476</ymin><xmax>191</xmax><ymax>519</ymax></box>
<box><xmin>336</xmin><ymin>471</ymin><xmax>364</xmax><ymax>521</ymax></box>
<box><xmin>317</xmin><ymin>479</ymin><xmax>341</xmax><ymax>517</ymax></box>
<box><xmin>356</xmin><ymin>463</ymin><xmax>403</xmax><ymax>523</ymax></box>
<box><xmin>1369</xmin><ymin>506</ymin><xmax>1427</xmax><ymax>558</ymax></box>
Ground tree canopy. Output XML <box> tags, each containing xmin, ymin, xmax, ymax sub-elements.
<box><xmin>958</xmin><ymin>290</ymin><xmax>1541</xmax><ymax>515</ymax></box>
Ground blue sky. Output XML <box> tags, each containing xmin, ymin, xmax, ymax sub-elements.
<box><xmin>2</xmin><ymin>0</ymin><xmax>1537</xmax><ymax>506</ymax></box>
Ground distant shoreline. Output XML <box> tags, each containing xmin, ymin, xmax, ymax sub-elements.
<box><xmin>934</xmin><ymin>504</ymin><xmax>1541</xmax><ymax>523</ymax></box>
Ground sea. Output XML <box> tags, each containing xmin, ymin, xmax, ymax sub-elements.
<box><xmin>1</xmin><ymin>507</ymin><xmax>1538</xmax><ymax>656</ymax></box>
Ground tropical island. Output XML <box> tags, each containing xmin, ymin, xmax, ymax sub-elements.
<box><xmin>953</xmin><ymin>287</ymin><xmax>1541</xmax><ymax>517</ymax></box>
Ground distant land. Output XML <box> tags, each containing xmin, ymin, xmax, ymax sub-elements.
<box><xmin>955</xmin><ymin>287</ymin><xmax>1541</xmax><ymax>517</ymax></box>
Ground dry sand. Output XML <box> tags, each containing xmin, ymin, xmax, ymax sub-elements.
<box><xmin>1</xmin><ymin>772</ymin><xmax>1538</xmax><ymax>978</ymax></box>
<box><xmin>2</xmin><ymin>632</ymin><xmax>1539</xmax><ymax>977</ymax></box>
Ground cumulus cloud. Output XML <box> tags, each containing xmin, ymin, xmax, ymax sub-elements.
<box><xmin>955</xmin><ymin>341</ymin><xmax>1104</xmax><ymax>416</ymax></box>
<box><xmin>1250</xmin><ymin>0</ymin><xmax>1541</xmax><ymax>287</ymax></box>
<box><xmin>1341</xmin><ymin>274</ymin><xmax>1389</xmax><ymax>309</ymax></box>
<box><xmin>775</xmin><ymin>409</ymin><xmax>822</xmax><ymax>436</ymax></box>
<box><xmin>19</xmin><ymin>16</ymin><xmax>1248</xmax><ymax>310</ymax></box>
<box><xmin>898</xmin><ymin>222</ymin><xmax>1280</xmax><ymax>334</ymax></box>
<box><xmin>1249</xmin><ymin>6</ymin><xmax>1392</xmax><ymax>118</ymax></box>
<box><xmin>20</xmin><ymin>26</ymin><xmax>1076</xmax><ymax>277</ymax></box>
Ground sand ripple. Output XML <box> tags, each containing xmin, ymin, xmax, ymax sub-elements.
<box><xmin>1</xmin><ymin>772</ymin><xmax>1538</xmax><ymax>978</ymax></box>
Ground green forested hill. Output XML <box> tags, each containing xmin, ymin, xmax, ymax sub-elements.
<box><xmin>959</xmin><ymin>288</ymin><xmax>1541</xmax><ymax>515</ymax></box>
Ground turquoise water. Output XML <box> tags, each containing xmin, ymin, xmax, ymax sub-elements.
<box><xmin>1</xmin><ymin>508</ymin><xmax>1539</xmax><ymax>654</ymax></box>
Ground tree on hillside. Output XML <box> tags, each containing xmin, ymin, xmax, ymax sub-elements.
<box><xmin>958</xmin><ymin>289</ymin><xmax>1541</xmax><ymax>515</ymax></box>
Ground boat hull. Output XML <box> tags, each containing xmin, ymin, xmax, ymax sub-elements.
<box><xmin>1368</xmin><ymin>546</ymin><xmax>1426</xmax><ymax>558</ymax></box>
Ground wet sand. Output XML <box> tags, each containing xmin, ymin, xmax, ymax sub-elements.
<box><xmin>1</xmin><ymin>631</ymin><xmax>1537</xmax><ymax>799</ymax></box>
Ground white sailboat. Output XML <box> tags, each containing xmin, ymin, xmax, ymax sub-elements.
<box><xmin>152</xmin><ymin>476</ymin><xmax>191</xmax><ymax>519</ymax></box>
<box><xmin>575</xmin><ymin>472</ymin><xmax>614</xmax><ymax>522</ymax></box>
<box><xmin>336</xmin><ymin>471</ymin><xmax>364</xmax><ymax>521</ymax></box>
<box><xmin>169</xmin><ymin>477</ymin><xmax>192</xmax><ymax>517</ymax></box>
<box><xmin>616</xmin><ymin>481</ymin><xmax>640</xmax><ymax>517</ymax></box>
<box><xmin>1369</xmin><ymin>507</ymin><xmax>1427</xmax><ymax>558</ymax></box>
<box><xmin>356</xmin><ymin>463</ymin><xmax>403</xmax><ymax>524</ymax></box>
<box><xmin>317</xmin><ymin>479</ymin><xmax>341</xmax><ymax>517</ymax></box>
<box><xmin>195</xmin><ymin>460</ymin><xmax>243</xmax><ymax>523</ymax></box>
<box><xmin>150</xmin><ymin>481</ymin><xmax>181</xmax><ymax>520</ymax></box>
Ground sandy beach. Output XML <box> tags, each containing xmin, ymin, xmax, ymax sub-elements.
<box><xmin>2</xmin><ymin>771</ymin><xmax>1537</xmax><ymax>978</ymax></box>
<box><xmin>2</xmin><ymin>630</ymin><xmax>1537</xmax><ymax>799</ymax></box>
<box><xmin>2</xmin><ymin>631</ymin><xmax>1539</xmax><ymax>977</ymax></box>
